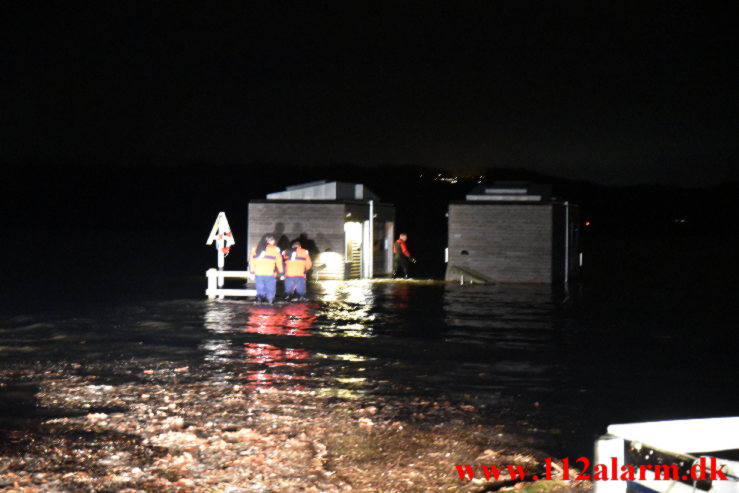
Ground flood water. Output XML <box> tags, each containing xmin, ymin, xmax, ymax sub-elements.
<box><xmin>3</xmin><ymin>229</ymin><xmax>739</xmax><ymax>468</ymax></box>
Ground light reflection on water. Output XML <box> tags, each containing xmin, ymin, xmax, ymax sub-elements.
<box><xmin>5</xmin><ymin>279</ymin><xmax>736</xmax><ymax>457</ymax></box>
<box><xmin>0</xmin><ymin>281</ymin><xmax>569</xmax><ymax>401</ymax></box>
<box><xmin>312</xmin><ymin>281</ymin><xmax>376</xmax><ymax>338</ymax></box>
<box><xmin>241</xmin><ymin>304</ymin><xmax>314</xmax><ymax>390</ymax></box>
<box><xmin>195</xmin><ymin>281</ymin><xmax>572</xmax><ymax>402</ymax></box>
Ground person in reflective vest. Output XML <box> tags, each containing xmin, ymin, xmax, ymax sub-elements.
<box><xmin>249</xmin><ymin>234</ymin><xmax>284</xmax><ymax>304</ymax></box>
<box><xmin>393</xmin><ymin>233</ymin><xmax>414</xmax><ymax>279</ymax></box>
<box><xmin>282</xmin><ymin>240</ymin><xmax>312</xmax><ymax>301</ymax></box>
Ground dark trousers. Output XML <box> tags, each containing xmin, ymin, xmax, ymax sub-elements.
<box><xmin>255</xmin><ymin>275</ymin><xmax>276</xmax><ymax>303</ymax></box>
<box><xmin>393</xmin><ymin>256</ymin><xmax>411</xmax><ymax>278</ymax></box>
<box><xmin>284</xmin><ymin>276</ymin><xmax>307</xmax><ymax>296</ymax></box>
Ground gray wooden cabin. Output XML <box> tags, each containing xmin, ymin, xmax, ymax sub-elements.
<box><xmin>248</xmin><ymin>181</ymin><xmax>395</xmax><ymax>280</ymax></box>
<box><xmin>445</xmin><ymin>183</ymin><xmax>580</xmax><ymax>284</ymax></box>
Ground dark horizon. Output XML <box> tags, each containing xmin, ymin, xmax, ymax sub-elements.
<box><xmin>3</xmin><ymin>3</ymin><xmax>738</xmax><ymax>188</ymax></box>
<box><xmin>7</xmin><ymin>159</ymin><xmax>739</xmax><ymax>188</ymax></box>
<box><xmin>4</xmin><ymin>162</ymin><xmax>738</xmax><ymax>241</ymax></box>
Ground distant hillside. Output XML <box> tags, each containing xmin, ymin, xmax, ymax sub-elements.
<box><xmin>3</xmin><ymin>163</ymin><xmax>737</xmax><ymax>237</ymax></box>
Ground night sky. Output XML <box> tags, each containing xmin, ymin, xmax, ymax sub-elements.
<box><xmin>3</xmin><ymin>2</ymin><xmax>737</xmax><ymax>186</ymax></box>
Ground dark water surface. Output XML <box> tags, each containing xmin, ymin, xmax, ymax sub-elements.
<box><xmin>2</xmin><ymin>232</ymin><xmax>738</xmax><ymax>462</ymax></box>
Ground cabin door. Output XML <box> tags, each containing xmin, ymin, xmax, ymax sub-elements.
<box><xmin>344</xmin><ymin>221</ymin><xmax>363</xmax><ymax>279</ymax></box>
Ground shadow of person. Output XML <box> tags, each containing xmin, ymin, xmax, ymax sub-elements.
<box><xmin>273</xmin><ymin>222</ymin><xmax>291</xmax><ymax>252</ymax></box>
<box><xmin>296</xmin><ymin>233</ymin><xmax>319</xmax><ymax>256</ymax></box>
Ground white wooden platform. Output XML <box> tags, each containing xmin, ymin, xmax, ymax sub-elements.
<box><xmin>206</xmin><ymin>269</ymin><xmax>257</xmax><ymax>299</ymax></box>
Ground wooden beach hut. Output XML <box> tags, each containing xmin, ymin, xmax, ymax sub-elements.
<box><xmin>248</xmin><ymin>181</ymin><xmax>395</xmax><ymax>280</ymax></box>
<box><xmin>445</xmin><ymin>183</ymin><xmax>581</xmax><ymax>284</ymax></box>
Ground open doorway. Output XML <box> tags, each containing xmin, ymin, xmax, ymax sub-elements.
<box><xmin>344</xmin><ymin>221</ymin><xmax>363</xmax><ymax>279</ymax></box>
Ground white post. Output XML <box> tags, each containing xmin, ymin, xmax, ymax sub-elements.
<box><xmin>362</xmin><ymin>220</ymin><xmax>370</xmax><ymax>279</ymax></box>
<box><xmin>207</xmin><ymin>212</ymin><xmax>234</xmax><ymax>289</ymax></box>
<box><xmin>205</xmin><ymin>212</ymin><xmax>235</xmax><ymax>299</ymax></box>
<box><xmin>206</xmin><ymin>269</ymin><xmax>217</xmax><ymax>300</ymax></box>
<box><xmin>564</xmin><ymin>201</ymin><xmax>569</xmax><ymax>284</ymax></box>
<box><xmin>217</xmin><ymin>240</ymin><xmax>225</xmax><ymax>288</ymax></box>
<box><xmin>216</xmin><ymin>222</ymin><xmax>226</xmax><ymax>288</ymax></box>
<box><xmin>368</xmin><ymin>200</ymin><xmax>374</xmax><ymax>279</ymax></box>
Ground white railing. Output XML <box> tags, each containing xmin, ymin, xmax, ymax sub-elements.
<box><xmin>205</xmin><ymin>269</ymin><xmax>257</xmax><ymax>300</ymax></box>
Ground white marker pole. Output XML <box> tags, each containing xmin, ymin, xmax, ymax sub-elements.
<box><xmin>564</xmin><ymin>201</ymin><xmax>569</xmax><ymax>285</ymax></box>
<box><xmin>217</xmin><ymin>231</ymin><xmax>225</xmax><ymax>288</ymax></box>
<box><xmin>206</xmin><ymin>212</ymin><xmax>234</xmax><ymax>292</ymax></box>
<box><xmin>368</xmin><ymin>199</ymin><xmax>374</xmax><ymax>279</ymax></box>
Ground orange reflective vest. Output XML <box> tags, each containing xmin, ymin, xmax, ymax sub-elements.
<box><xmin>249</xmin><ymin>244</ymin><xmax>284</xmax><ymax>276</ymax></box>
<box><xmin>283</xmin><ymin>247</ymin><xmax>312</xmax><ymax>277</ymax></box>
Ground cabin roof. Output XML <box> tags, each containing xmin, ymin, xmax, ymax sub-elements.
<box><xmin>266</xmin><ymin>181</ymin><xmax>380</xmax><ymax>201</ymax></box>
<box><xmin>465</xmin><ymin>182</ymin><xmax>552</xmax><ymax>202</ymax></box>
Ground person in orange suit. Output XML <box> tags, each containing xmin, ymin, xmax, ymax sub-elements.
<box><xmin>282</xmin><ymin>240</ymin><xmax>312</xmax><ymax>301</ymax></box>
<box><xmin>249</xmin><ymin>234</ymin><xmax>284</xmax><ymax>304</ymax></box>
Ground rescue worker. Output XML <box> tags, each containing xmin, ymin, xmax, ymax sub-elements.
<box><xmin>249</xmin><ymin>234</ymin><xmax>284</xmax><ymax>304</ymax></box>
<box><xmin>393</xmin><ymin>233</ymin><xmax>415</xmax><ymax>279</ymax></box>
<box><xmin>282</xmin><ymin>240</ymin><xmax>312</xmax><ymax>301</ymax></box>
